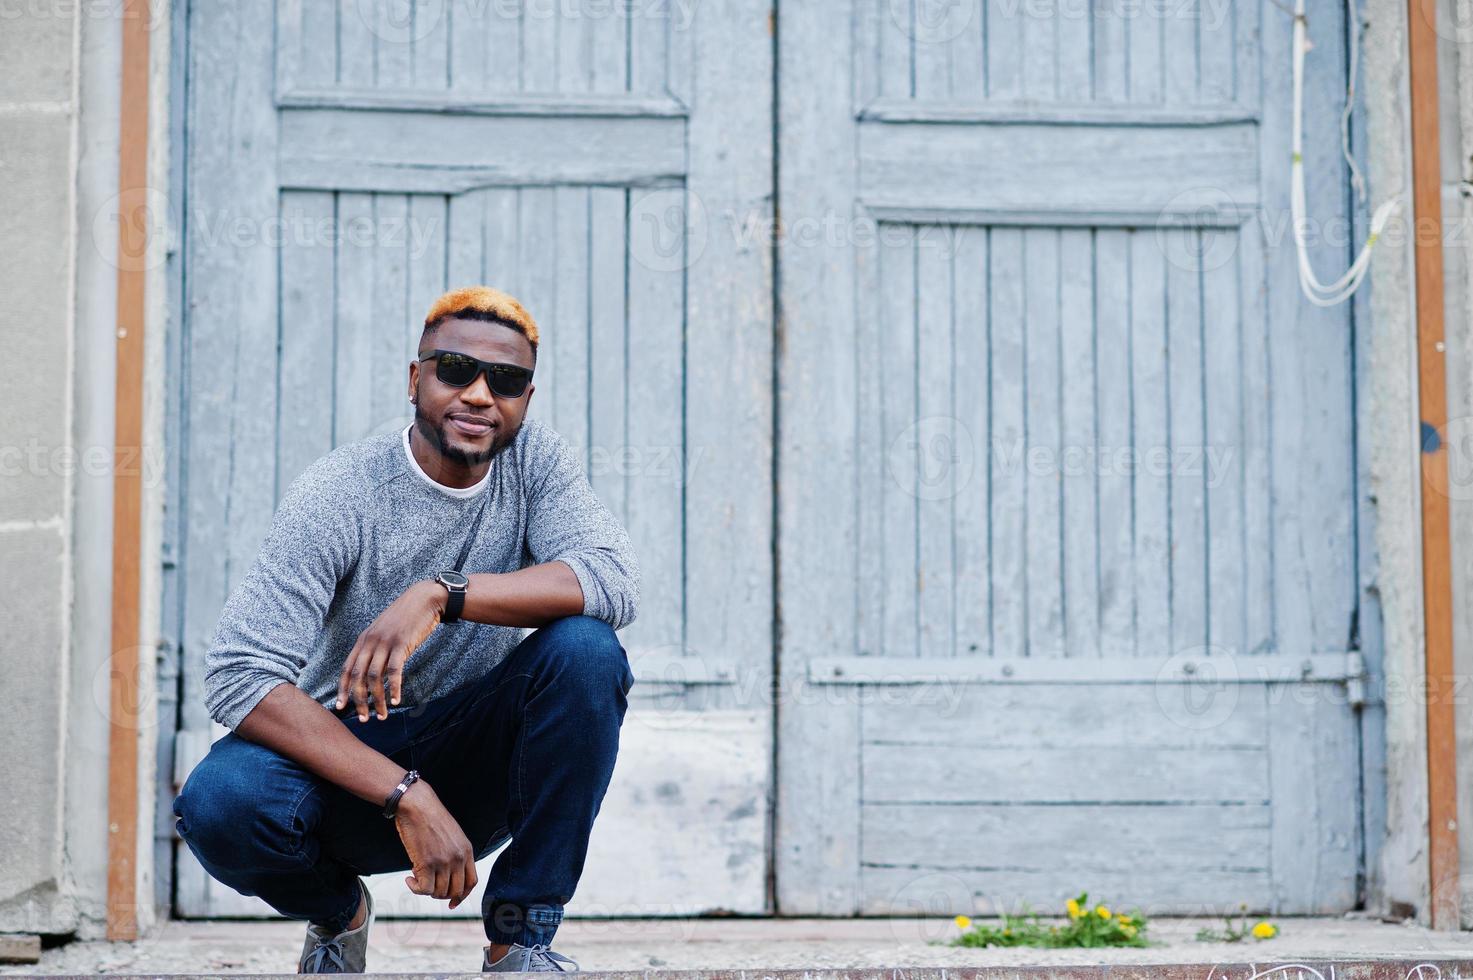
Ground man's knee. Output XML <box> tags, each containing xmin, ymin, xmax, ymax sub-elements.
<box><xmin>529</xmin><ymin>615</ymin><xmax>633</xmax><ymax>694</ymax></box>
<box><xmin>174</xmin><ymin>735</ymin><xmax>314</xmax><ymax>865</ymax></box>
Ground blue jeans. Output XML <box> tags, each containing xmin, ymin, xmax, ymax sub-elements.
<box><xmin>172</xmin><ymin>615</ymin><xmax>634</xmax><ymax>948</ymax></box>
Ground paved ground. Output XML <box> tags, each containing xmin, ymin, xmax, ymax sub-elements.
<box><xmin>6</xmin><ymin>913</ymin><xmax>1473</xmax><ymax>976</ymax></box>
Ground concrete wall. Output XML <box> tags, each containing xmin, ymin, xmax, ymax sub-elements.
<box><xmin>0</xmin><ymin>0</ymin><xmax>167</xmax><ymax>940</ymax></box>
<box><xmin>1363</xmin><ymin>0</ymin><xmax>1473</xmax><ymax>927</ymax></box>
<box><xmin>0</xmin><ymin>0</ymin><xmax>83</xmax><ymax>937</ymax></box>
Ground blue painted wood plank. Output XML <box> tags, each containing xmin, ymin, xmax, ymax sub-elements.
<box><xmin>952</xmin><ymin>227</ymin><xmax>990</xmax><ymax>658</ymax></box>
<box><xmin>879</xmin><ymin>231</ymin><xmax>918</xmax><ymax>658</ymax></box>
<box><xmin>1024</xmin><ymin>229</ymin><xmax>1063</xmax><ymax>657</ymax></box>
<box><xmin>1129</xmin><ymin>230</ymin><xmax>1170</xmax><ymax>655</ymax></box>
<box><xmin>333</xmin><ymin>192</ymin><xmax>379</xmax><ymax>444</ymax></box>
<box><xmin>1059</xmin><ymin>228</ymin><xmax>1097</xmax><ymax>657</ymax></box>
<box><xmin>988</xmin><ymin>228</ymin><xmax>1026</xmax><ymax>658</ymax></box>
<box><xmin>1094</xmin><ymin>229</ymin><xmax>1133</xmax><ymax>657</ymax></box>
<box><xmin>276</xmin><ymin>190</ymin><xmax>337</xmax><ymax>496</ymax></box>
<box><xmin>1167</xmin><ymin>229</ymin><xmax>1207</xmax><ymax>656</ymax></box>
<box><xmin>917</xmin><ymin>233</ymin><xmax>955</xmax><ymax>656</ymax></box>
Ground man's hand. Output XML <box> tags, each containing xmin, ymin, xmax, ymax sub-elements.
<box><xmin>393</xmin><ymin>779</ymin><xmax>478</xmax><ymax>909</ymax></box>
<box><xmin>336</xmin><ymin>580</ymin><xmax>447</xmax><ymax>721</ymax></box>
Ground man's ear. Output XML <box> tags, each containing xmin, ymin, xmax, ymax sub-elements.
<box><xmin>408</xmin><ymin>359</ymin><xmax>419</xmax><ymax>404</ymax></box>
<box><xmin>522</xmin><ymin>382</ymin><xmax>535</xmax><ymax>414</ymax></box>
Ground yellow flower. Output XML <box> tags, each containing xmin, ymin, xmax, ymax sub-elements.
<box><xmin>1096</xmin><ymin>904</ymin><xmax>1111</xmax><ymax>919</ymax></box>
<box><xmin>954</xmin><ymin>915</ymin><xmax>972</xmax><ymax>930</ymax></box>
<box><xmin>1066</xmin><ymin>898</ymin><xmax>1082</xmax><ymax>919</ymax></box>
<box><xmin>1118</xmin><ymin>914</ymin><xmax>1133</xmax><ymax>925</ymax></box>
<box><xmin>1121</xmin><ymin>924</ymin><xmax>1137</xmax><ymax>938</ymax></box>
<box><xmin>1003</xmin><ymin>929</ymin><xmax>1012</xmax><ymax>936</ymax></box>
<box><xmin>1252</xmin><ymin>921</ymin><xmax>1277</xmax><ymax>939</ymax></box>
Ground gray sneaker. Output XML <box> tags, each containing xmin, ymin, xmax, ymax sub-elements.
<box><xmin>482</xmin><ymin>943</ymin><xmax>580</xmax><ymax>973</ymax></box>
<box><xmin>298</xmin><ymin>877</ymin><xmax>373</xmax><ymax>974</ymax></box>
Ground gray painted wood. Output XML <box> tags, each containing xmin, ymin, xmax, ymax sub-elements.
<box><xmin>777</xmin><ymin>0</ymin><xmax>1369</xmax><ymax>916</ymax></box>
<box><xmin>775</xmin><ymin>0</ymin><xmax>864</xmax><ymax>915</ymax></box>
<box><xmin>172</xmin><ymin>0</ymin><xmax>772</xmax><ymax>918</ymax></box>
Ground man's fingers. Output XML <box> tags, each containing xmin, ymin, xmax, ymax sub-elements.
<box><xmin>386</xmin><ymin>647</ymin><xmax>409</xmax><ymax>710</ymax></box>
<box><xmin>336</xmin><ymin>640</ymin><xmax>364</xmax><ymax>710</ymax></box>
<box><xmin>405</xmin><ymin>869</ymin><xmax>431</xmax><ymax>896</ymax></box>
<box><xmin>350</xmin><ymin>644</ymin><xmax>376</xmax><ymax>721</ymax></box>
<box><xmin>464</xmin><ymin>858</ymin><xmax>478</xmax><ymax>899</ymax></box>
<box><xmin>368</xmin><ymin>648</ymin><xmax>390</xmax><ymax>721</ymax></box>
<box><xmin>447</xmin><ymin>864</ymin><xmax>465</xmax><ymax>909</ymax></box>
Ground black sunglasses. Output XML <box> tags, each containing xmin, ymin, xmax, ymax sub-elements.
<box><xmin>419</xmin><ymin>349</ymin><xmax>534</xmax><ymax>398</ymax></box>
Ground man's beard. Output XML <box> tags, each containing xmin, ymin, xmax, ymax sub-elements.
<box><xmin>413</xmin><ymin>404</ymin><xmax>515</xmax><ymax>467</ymax></box>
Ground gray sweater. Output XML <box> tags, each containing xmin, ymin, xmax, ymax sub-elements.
<box><xmin>202</xmin><ymin>418</ymin><xmax>640</xmax><ymax>732</ymax></box>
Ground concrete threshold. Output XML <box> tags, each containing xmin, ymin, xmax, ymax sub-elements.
<box><xmin>5</xmin><ymin>914</ymin><xmax>1473</xmax><ymax>977</ymax></box>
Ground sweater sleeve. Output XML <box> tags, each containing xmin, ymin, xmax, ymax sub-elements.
<box><xmin>523</xmin><ymin>424</ymin><xmax>641</xmax><ymax>631</ymax></box>
<box><xmin>201</xmin><ymin>465</ymin><xmax>360</xmax><ymax>731</ymax></box>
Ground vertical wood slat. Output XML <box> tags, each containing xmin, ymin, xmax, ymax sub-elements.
<box><xmin>916</xmin><ymin>234</ymin><xmax>954</xmax><ymax>656</ymax></box>
<box><xmin>176</xmin><ymin>0</ymin><xmax>281</xmax><ymax>918</ymax></box>
<box><xmin>1094</xmin><ymin>229</ymin><xmax>1133</xmax><ymax>657</ymax></box>
<box><xmin>623</xmin><ymin>188</ymin><xmax>685</xmax><ymax>650</ymax></box>
<box><xmin>587</xmin><ymin>189</ymin><xmax>627</xmax><ymax>518</ymax></box>
<box><xmin>334</xmin><ymin>192</ymin><xmax>378</xmax><ymax>444</ymax></box>
<box><xmin>1020</xmin><ymin>0</ymin><xmax>1054</xmax><ymax>101</ymax></box>
<box><xmin>1094</xmin><ymin>0</ymin><xmax>1128</xmax><ymax>103</ymax></box>
<box><xmin>414</xmin><ymin>0</ymin><xmax>451</xmax><ymax>90</ymax></box>
<box><xmin>406</xmin><ymin>195</ymin><xmax>448</xmax><ymax>378</ymax></box>
<box><xmin>952</xmin><ymin>228</ymin><xmax>989</xmax><ymax>657</ymax></box>
<box><xmin>1130</xmin><ymin>231</ymin><xmax>1169</xmax><ymax>655</ymax></box>
<box><xmin>989</xmin><ymin>228</ymin><xmax>1025</xmax><ymax>658</ymax></box>
<box><xmin>1059</xmin><ymin>229</ymin><xmax>1097</xmax><ymax>657</ymax></box>
<box><xmin>777</xmin><ymin>0</ymin><xmax>863</xmax><ymax>912</ymax></box>
<box><xmin>371</xmin><ymin>195</ymin><xmax>410</xmax><ymax>432</ymax></box>
<box><xmin>484</xmin><ymin>0</ymin><xmax>521</xmax><ymax>92</ymax></box>
<box><xmin>879</xmin><ymin>232</ymin><xmax>918</xmax><ymax>658</ymax></box>
<box><xmin>446</xmin><ymin>191</ymin><xmax>484</xmax><ymax>287</ymax></box>
<box><xmin>449</xmin><ymin>0</ymin><xmax>485</xmax><ymax>93</ymax></box>
<box><xmin>338</xmin><ymin>0</ymin><xmax>374</xmax><ymax>87</ymax></box>
<box><xmin>1204</xmin><ymin>241</ymin><xmax>1245</xmax><ymax>657</ymax></box>
<box><xmin>878</xmin><ymin>0</ymin><xmax>911</xmax><ymax>99</ymax></box>
<box><xmin>276</xmin><ymin>191</ymin><xmax>337</xmax><ymax>496</ymax></box>
<box><xmin>1162</xmin><ymin>0</ymin><xmax>1198</xmax><ymax>104</ymax></box>
<box><xmin>948</xmin><ymin>0</ymin><xmax>984</xmax><ymax>102</ymax></box>
<box><xmin>1166</xmin><ymin>229</ymin><xmax>1206</xmax><ymax>656</ymax></box>
<box><xmin>519</xmin><ymin>189</ymin><xmax>559</xmax><ymax>424</ymax></box>
<box><xmin>522</xmin><ymin>0</ymin><xmax>558</xmax><ymax>92</ymax></box>
<box><xmin>1126</xmin><ymin>0</ymin><xmax>1162</xmax><ymax>103</ymax></box>
<box><xmin>1199</xmin><ymin>0</ymin><xmax>1235</xmax><ymax>103</ymax></box>
<box><xmin>856</xmin><ymin>220</ymin><xmax>885</xmax><ymax>655</ymax></box>
<box><xmin>552</xmin><ymin>187</ymin><xmax>591</xmax><ymax>454</ymax></box>
<box><xmin>1056</xmin><ymin>0</ymin><xmax>1091</xmax><ymax>102</ymax></box>
<box><xmin>984</xmin><ymin>0</ymin><xmax>1022</xmax><ymax>99</ymax></box>
<box><xmin>1261</xmin><ymin>0</ymin><xmax>1356</xmax><ymax>656</ymax></box>
<box><xmin>1024</xmin><ymin>230</ymin><xmax>1062</xmax><ymax>656</ymax></box>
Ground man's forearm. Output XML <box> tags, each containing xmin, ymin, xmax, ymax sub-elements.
<box><xmin>439</xmin><ymin>560</ymin><xmax>586</xmax><ymax>628</ymax></box>
<box><xmin>236</xmin><ymin>681</ymin><xmax>411</xmax><ymax>806</ymax></box>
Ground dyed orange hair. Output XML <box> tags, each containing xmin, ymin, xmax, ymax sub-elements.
<box><xmin>422</xmin><ymin>285</ymin><xmax>540</xmax><ymax>349</ymax></box>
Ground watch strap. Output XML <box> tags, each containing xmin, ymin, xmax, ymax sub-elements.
<box><xmin>441</xmin><ymin>580</ymin><xmax>467</xmax><ymax>624</ymax></box>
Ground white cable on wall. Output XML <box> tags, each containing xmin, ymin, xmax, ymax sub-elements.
<box><xmin>1291</xmin><ymin>0</ymin><xmax>1399</xmax><ymax>307</ymax></box>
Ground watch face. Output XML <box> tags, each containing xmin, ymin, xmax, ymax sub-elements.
<box><xmin>439</xmin><ymin>571</ymin><xmax>469</xmax><ymax>589</ymax></box>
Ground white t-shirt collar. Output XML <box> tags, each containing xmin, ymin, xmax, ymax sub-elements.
<box><xmin>402</xmin><ymin>423</ymin><xmax>492</xmax><ymax>499</ymax></box>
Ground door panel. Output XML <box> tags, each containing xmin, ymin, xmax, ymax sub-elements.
<box><xmin>777</xmin><ymin>0</ymin><xmax>1365</xmax><ymax>915</ymax></box>
<box><xmin>170</xmin><ymin>0</ymin><xmax>772</xmax><ymax>918</ymax></box>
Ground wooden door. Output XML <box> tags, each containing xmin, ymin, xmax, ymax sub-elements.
<box><xmin>776</xmin><ymin>0</ymin><xmax>1371</xmax><ymax>915</ymax></box>
<box><xmin>167</xmin><ymin>0</ymin><xmax>773</xmax><ymax>917</ymax></box>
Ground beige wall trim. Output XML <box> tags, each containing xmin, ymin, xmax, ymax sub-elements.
<box><xmin>106</xmin><ymin>0</ymin><xmax>152</xmax><ymax>942</ymax></box>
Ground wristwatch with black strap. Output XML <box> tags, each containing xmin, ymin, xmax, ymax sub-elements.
<box><xmin>436</xmin><ymin>570</ymin><xmax>469</xmax><ymax>623</ymax></box>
